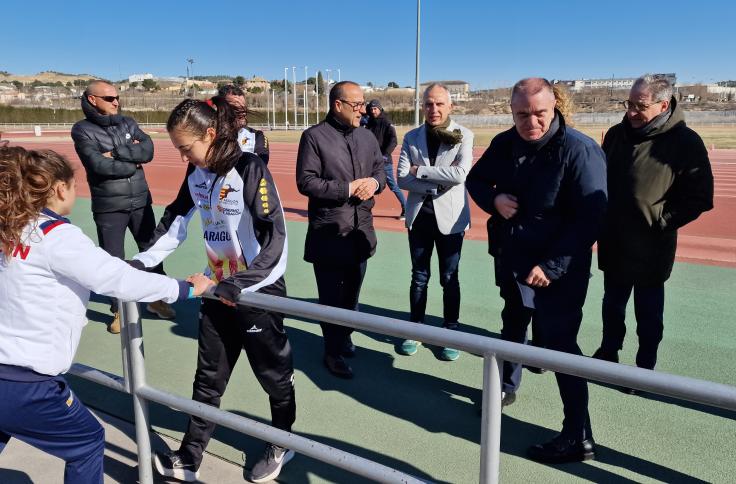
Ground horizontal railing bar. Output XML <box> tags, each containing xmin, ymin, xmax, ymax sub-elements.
<box><xmin>137</xmin><ymin>385</ymin><xmax>428</xmax><ymax>484</ymax></box>
<box><xmin>213</xmin><ymin>291</ymin><xmax>736</xmax><ymax>412</ymax></box>
<box><xmin>69</xmin><ymin>363</ymin><xmax>127</xmax><ymax>393</ymax></box>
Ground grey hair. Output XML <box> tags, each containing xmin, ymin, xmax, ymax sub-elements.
<box><xmin>632</xmin><ymin>74</ymin><xmax>673</xmax><ymax>102</ymax></box>
<box><xmin>510</xmin><ymin>78</ymin><xmax>554</xmax><ymax>103</ymax></box>
<box><xmin>422</xmin><ymin>83</ymin><xmax>452</xmax><ymax>102</ymax></box>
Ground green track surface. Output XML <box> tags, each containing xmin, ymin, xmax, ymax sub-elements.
<box><xmin>67</xmin><ymin>199</ymin><xmax>736</xmax><ymax>483</ymax></box>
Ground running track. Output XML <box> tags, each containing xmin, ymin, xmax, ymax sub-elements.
<box><xmin>9</xmin><ymin>134</ymin><xmax>736</xmax><ymax>267</ymax></box>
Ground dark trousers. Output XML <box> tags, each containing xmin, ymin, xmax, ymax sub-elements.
<box><xmin>408</xmin><ymin>210</ymin><xmax>463</xmax><ymax>327</ymax></box>
<box><xmin>180</xmin><ymin>299</ymin><xmax>296</xmax><ymax>466</ymax></box>
<box><xmin>93</xmin><ymin>205</ymin><xmax>164</xmax><ymax>309</ymax></box>
<box><xmin>497</xmin><ymin>259</ymin><xmax>593</xmax><ymax>440</ymax></box>
<box><xmin>313</xmin><ymin>261</ymin><xmax>367</xmax><ymax>356</ymax></box>
<box><xmin>384</xmin><ymin>158</ymin><xmax>406</xmax><ymax>211</ymax></box>
<box><xmin>0</xmin><ymin>376</ymin><xmax>105</xmax><ymax>484</ymax></box>
<box><xmin>601</xmin><ymin>274</ymin><xmax>665</xmax><ymax>369</ymax></box>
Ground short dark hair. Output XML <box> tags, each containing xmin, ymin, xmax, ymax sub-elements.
<box><xmin>328</xmin><ymin>81</ymin><xmax>360</xmax><ymax>112</ymax></box>
<box><xmin>217</xmin><ymin>84</ymin><xmax>245</xmax><ymax>98</ymax></box>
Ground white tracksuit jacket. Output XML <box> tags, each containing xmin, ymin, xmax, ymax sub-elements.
<box><xmin>0</xmin><ymin>208</ymin><xmax>189</xmax><ymax>376</ymax></box>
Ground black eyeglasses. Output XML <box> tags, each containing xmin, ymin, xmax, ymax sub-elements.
<box><xmin>339</xmin><ymin>99</ymin><xmax>366</xmax><ymax>111</ymax></box>
<box><xmin>622</xmin><ymin>100</ymin><xmax>659</xmax><ymax>112</ymax></box>
<box><xmin>92</xmin><ymin>95</ymin><xmax>120</xmax><ymax>103</ymax></box>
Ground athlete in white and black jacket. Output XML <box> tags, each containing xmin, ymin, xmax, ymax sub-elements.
<box><xmin>135</xmin><ymin>98</ymin><xmax>295</xmax><ymax>483</ymax></box>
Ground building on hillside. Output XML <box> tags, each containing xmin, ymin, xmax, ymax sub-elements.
<box><xmin>554</xmin><ymin>74</ymin><xmax>678</xmax><ymax>92</ymax></box>
<box><xmin>128</xmin><ymin>73</ymin><xmax>154</xmax><ymax>83</ymax></box>
<box><xmin>420</xmin><ymin>80</ymin><xmax>470</xmax><ymax>102</ymax></box>
<box><xmin>244</xmin><ymin>76</ymin><xmax>270</xmax><ymax>92</ymax></box>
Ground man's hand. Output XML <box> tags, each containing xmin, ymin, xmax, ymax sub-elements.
<box><xmin>102</xmin><ymin>151</ymin><xmax>113</xmax><ymax>158</ymax></box>
<box><xmin>525</xmin><ymin>266</ymin><xmax>550</xmax><ymax>288</ymax></box>
<box><xmin>410</xmin><ymin>165</ymin><xmax>419</xmax><ymax>176</ymax></box>
<box><xmin>350</xmin><ymin>177</ymin><xmax>378</xmax><ymax>201</ymax></box>
<box><xmin>493</xmin><ymin>193</ymin><xmax>519</xmax><ymax>219</ymax></box>
<box><xmin>186</xmin><ymin>273</ymin><xmax>216</xmax><ymax>296</ymax></box>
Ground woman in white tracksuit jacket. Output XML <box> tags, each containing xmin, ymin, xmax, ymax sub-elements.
<box><xmin>0</xmin><ymin>146</ymin><xmax>212</xmax><ymax>484</ymax></box>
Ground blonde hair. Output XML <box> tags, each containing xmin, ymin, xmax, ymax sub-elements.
<box><xmin>553</xmin><ymin>84</ymin><xmax>575</xmax><ymax>127</ymax></box>
<box><xmin>0</xmin><ymin>147</ymin><xmax>74</xmax><ymax>258</ymax></box>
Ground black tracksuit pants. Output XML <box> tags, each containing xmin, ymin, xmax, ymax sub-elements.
<box><xmin>180</xmin><ymin>298</ymin><xmax>296</xmax><ymax>466</ymax></box>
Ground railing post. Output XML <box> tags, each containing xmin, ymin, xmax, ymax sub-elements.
<box><xmin>479</xmin><ymin>354</ymin><xmax>502</xmax><ymax>484</ymax></box>
<box><xmin>120</xmin><ymin>301</ymin><xmax>154</xmax><ymax>484</ymax></box>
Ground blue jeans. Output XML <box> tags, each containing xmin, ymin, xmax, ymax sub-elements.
<box><xmin>383</xmin><ymin>158</ymin><xmax>406</xmax><ymax>212</ymax></box>
<box><xmin>601</xmin><ymin>274</ymin><xmax>665</xmax><ymax>369</ymax></box>
<box><xmin>408</xmin><ymin>210</ymin><xmax>463</xmax><ymax>327</ymax></box>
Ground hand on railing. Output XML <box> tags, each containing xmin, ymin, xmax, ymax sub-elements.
<box><xmin>186</xmin><ymin>273</ymin><xmax>216</xmax><ymax>297</ymax></box>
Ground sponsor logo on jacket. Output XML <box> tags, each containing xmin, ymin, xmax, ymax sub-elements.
<box><xmin>0</xmin><ymin>243</ymin><xmax>31</xmax><ymax>260</ymax></box>
<box><xmin>203</xmin><ymin>230</ymin><xmax>232</xmax><ymax>242</ymax></box>
<box><xmin>219</xmin><ymin>184</ymin><xmax>239</xmax><ymax>201</ymax></box>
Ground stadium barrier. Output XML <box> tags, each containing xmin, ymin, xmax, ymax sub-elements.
<box><xmin>69</xmin><ymin>292</ymin><xmax>736</xmax><ymax>484</ymax></box>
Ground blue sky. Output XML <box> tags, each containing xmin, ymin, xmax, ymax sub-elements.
<box><xmin>2</xmin><ymin>0</ymin><xmax>734</xmax><ymax>89</ymax></box>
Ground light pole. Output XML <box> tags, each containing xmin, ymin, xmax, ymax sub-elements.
<box><xmin>315</xmin><ymin>70</ymin><xmax>320</xmax><ymax>121</ymax></box>
<box><xmin>292</xmin><ymin>66</ymin><xmax>297</xmax><ymax>128</ymax></box>
<box><xmin>187</xmin><ymin>58</ymin><xmax>195</xmax><ymax>97</ymax></box>
<box><xmin>272</xmin><ymin>88</ymin><xmax>276</xmax><ymax>131</ymax></box>
<box><xmin>414</xmin><ymin>0</ymin><xmax>421</xmax><ymax>126</ymax></box>
<box><xmin>337</xmin><ymin>68</ymin><xmax>341</xmax><ymax>82</ymax></box>
<box><xmin>284</xmin><ymin>67</ymin><xmax>288</xmax><ymax>130</ymax></box>
<box><xmin>304</xmin><ymin>66</ymin><xmax>309</xmax><ymax>128</ymax></box>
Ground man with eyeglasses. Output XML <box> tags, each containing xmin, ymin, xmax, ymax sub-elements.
<box><xmin>72</xmin><ymin>80</ymin><xmax>176</xmax><ymax>333</ymax></box>
<box><xmin>593</xmin><ymin>74</ymin><xmax>713</xmax><ymax>379</ymax></box>
<box><xmin>296</xmin><ymin>81</ymin><xmax>386</xmax><ymax>379</ymax></box>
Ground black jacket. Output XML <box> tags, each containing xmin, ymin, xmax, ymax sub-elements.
<box><xmin>467</xmin><ymin>113</ymin><xmax>608</xmax><ymax>283</ymax></box>
<box><xmin>597</xmin><ymin>98</ymin><xmax>714</xmax><ymax>283</ymax></box>
<box><xmin>71</xmin><ymin>97</ymin><xmax>154</xmax><ymax>213</ymax></box>
<box><xmin>365</xmin><ymin>113</ymin><xmax>397</xmax><ymax>159</ymax></box>
<box><xmin>296</xmin><ymin>114</ymin><xmax>386</xmax><ymax>264</ymax></box>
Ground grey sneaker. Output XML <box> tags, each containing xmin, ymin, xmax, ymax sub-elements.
<box><xmin>248</xmin><ymin>443</ymin><xmax>294</xmax><ymax>483</ymax></box>
<box><xmin>153</xmin><ymin>450</ymin><xmax>199</xmax><ymax>482</ymax></box>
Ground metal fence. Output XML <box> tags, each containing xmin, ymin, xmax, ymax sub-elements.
<box><xmin>67</xmin><ymin>291</ymin><xmax>736</xmax><ymax>483</ymax></box>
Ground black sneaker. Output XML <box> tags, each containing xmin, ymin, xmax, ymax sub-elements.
<box><xmin>247</xmin><ymin>443</ymin><xmax>295</xmax><ymax>483</ymax></box>
<box><xmin>527</xmin><ymin>434</ymin><xmax>596</xmax><ymax>464</ymax></box>
<box><xmin>153</xmin><ymin>450</ymin><xmax>199</xmax><ymax>482</ymax></box>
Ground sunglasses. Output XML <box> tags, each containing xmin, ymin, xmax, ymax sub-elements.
<box><xmin>92</xmin><ymin>95</ymin><xmax>120</xmax><ymax>103</ymax></box>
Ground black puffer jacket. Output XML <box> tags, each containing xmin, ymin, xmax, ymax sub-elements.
<box><xmin>71</xmin><ymin>97</ymin><xmax>154</xmax><ymax>213</ymax></box>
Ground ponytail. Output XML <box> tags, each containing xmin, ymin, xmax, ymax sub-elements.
<box><xmin>167</xmin><ymin>97</ymin><xmax>242</xmax><ymax>176</ymax></box>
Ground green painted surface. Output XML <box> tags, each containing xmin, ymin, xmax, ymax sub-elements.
<box><xmin>67</xmin><ymin>198</ymin><xmax>736</xmax><ymax>483</ymax></box>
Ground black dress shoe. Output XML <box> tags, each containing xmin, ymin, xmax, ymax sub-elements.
<box><xmin>323</xmin><ymin>354</ymin><xmax>353</xmax><ymax>379</ymax></box>
<box><xmin>591</xmin><ymin>347</ymin><xmax>619</xmax><ymax>363</ymax></box>
<box><xmin>527</xmin><ymin>434</ymin><xmax>596</xmax><ymax>463</ymax></box>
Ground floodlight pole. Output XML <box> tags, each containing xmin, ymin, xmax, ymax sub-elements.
<box><xmin>292</xmin><ymin>66</ymin><xmax>297</xmax><ymax>128</ymax></box>
<box><xmin>315</xmin><ymin>70</ymin><xmax>320</xmax><ymax>121</ymax></box>
<box><xmin>284</xmin><ymin>67</ymin><xmax>288</xmax><ymax>130</ymax></box>
<box><xmin>304</xmin><ymin>66</ymin><xmax>309</xmax><ymax>127</ymax></box>
<box><xmin>414</xmin><ymin>0</ymin><xmax>421</xmax><ymax>126</ymax></box>
<box><xmin>337</xmin><ymin>68</ymin><xmax>341</xmax><ymax>82</ymax></box>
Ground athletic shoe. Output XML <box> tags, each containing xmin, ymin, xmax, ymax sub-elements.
<box><xmin>440</xmin><ymin>347</ymin><xmax>460</xmax><ymax>361</ymax></box>
<box><xmin>502</xmin><ymin>391</ymin><xmax>516</xmax><ymax>407</ymax></box>
<box><xmin>108</xmin><ymin>312</ymin><xmax>121</xmax><ymax>334</ymax></box>
<box><xmin>527</xmin><ymin>434</ymin><xmax>596</xmax><ymax>463</ymax></box>
<box><xmin>146</xmin><ymin>300</ymin><xmax>176</xmax><ymax>319</ymax></box>
<box><xmin>398</xmin><ymin>209</ymin><xmax>406</xmax><ymax>221</ymax></box>
<box><xmin>247</xmin><ymin>443</ymin><xmax>294</xmax><ymax>483</ymax></box>
<box><xmin>398</xmin><ymin>339</ymin><xmax>421</xmax><ymax>356</ymax></box>
<box><xmin>591</xmin><ymin>347</ymin><xmax>619</xmax><ymax>363</ymax></box>
<box><xmin>153</xmin><ymin>450</ymin><xmax>199</xmax><ymax>482</ymax></box>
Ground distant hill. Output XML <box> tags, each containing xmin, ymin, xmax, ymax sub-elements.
<box><xmin>0</xmin><ymin>71</ymin><xmax>99</xmax><ymax>84</ymax></box>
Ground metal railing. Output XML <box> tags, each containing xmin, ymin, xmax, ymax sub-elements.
<box><xmin>69</xmin><ymin>291</ymin><xmax>736</xmax><ymax>484</ymax></box>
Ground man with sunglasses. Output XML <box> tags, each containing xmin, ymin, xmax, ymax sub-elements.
<box><xmin>296</xmin><ymin>81</ymin><xmax>386</xmax><ymax>379</ymax></box>
<box><xmin>72</xmin><ymin>80</ymin><xmax>176</xmax><ymax>333</ymax></box>
<box><xmin>593</xmin><ymin>74</ymin><xmax>714</xmax><ymax>379</ymax></box>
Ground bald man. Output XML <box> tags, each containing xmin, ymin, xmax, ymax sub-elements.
<box><xmin>467</xmin><ymin>78</ymin><xmax>607</xmax><ymax>463</ymax></box>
